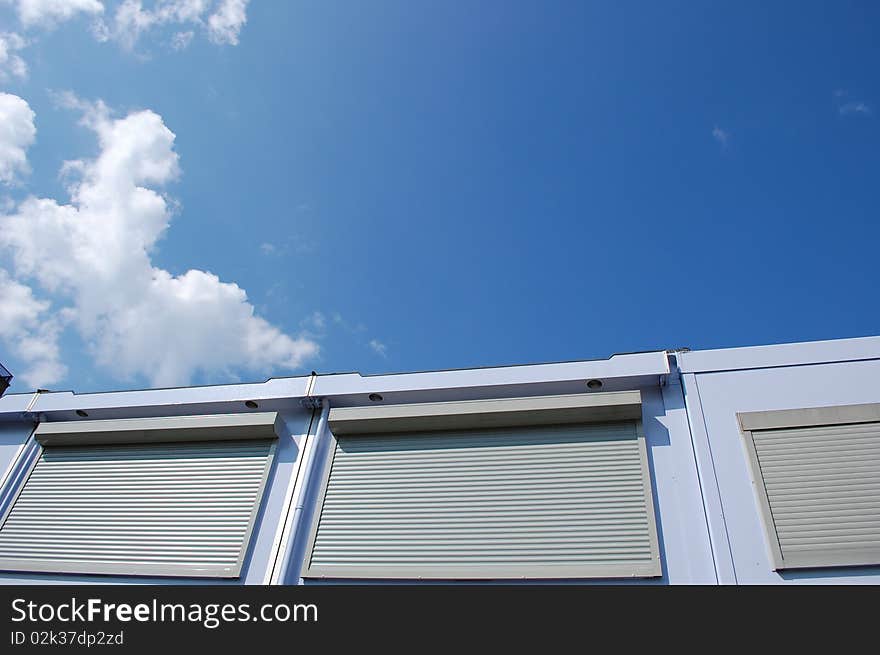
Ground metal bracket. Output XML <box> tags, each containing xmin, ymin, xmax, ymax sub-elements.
<box><xmin>300</xmin><ymin>397</ymin><xmax>323</xmax><ymax>410</ymax></box>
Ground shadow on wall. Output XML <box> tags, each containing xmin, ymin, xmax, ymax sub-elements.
<box><xmin>640</xmin><ymin>386</ymin><xmax>669</xmax><ymax>583</ymax></box>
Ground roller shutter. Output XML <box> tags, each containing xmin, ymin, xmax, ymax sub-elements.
<box><xmin>0</xmin><ymin>414</ymin><xmax>279</xmax><ymax>578</ymax></box>
<box><xmin>304</xmin><ymin>420</ymin><xmax>660</xmax><ymax>579</ymax></box>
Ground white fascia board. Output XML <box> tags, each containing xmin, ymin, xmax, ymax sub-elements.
<box><xmin>0</xmin><ymin>351</ymin><xmax>671</xmax><ymax>421</ymax></box>
<box><xmin>313</xmin><ymin>351</ymin><xmax>669</xmax><ymax>406</ymax></box>
<box><xmin>0</xmin><ymin>393</ymin><xmax>33</xmax><ymax>416</ymax></box>
<box><xmin>678</xmin><ymin>335</ymin><xmax>880</xmax><ymax>374</ymax></box>
<box><xmin>1</xmin><ymin>377</ymin><xmax>311</xmax><ymax>422</ymax></box>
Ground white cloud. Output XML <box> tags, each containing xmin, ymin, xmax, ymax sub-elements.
<box><xmin>369</xmin><ymin>339</ymin><xmax>387</xmax><ymax>358</ymax></box>
<box><xmin>0</xmin><ymin>95</ymin><xmax>318</xmax><ymax>388</ymax></box>
<box><xmin>0</xmin><ymin>32</ymin><xmax>28</xmax><ymax>80</ymax></box>
<box><xmin>298</xmin><ymin>311</ymin><xmax>326</xmax><ymax>334</ymax></box>
<box><xmin>0</xmin><ymin>92</ymin><xmax>36</xmax><ymax>185</ymax></box>
<box><xmin>834</xmin><ymin>90</ymin><xmax>872</xmax><ymax>117</ymax></box>
<box><xmin>4</xmin><ymin>1</ymin><xmax>249</xmax><ymax>53</ymax></box>
<box><xmin>94</xmin><ymin>0</ymin><xmax>247</xmax><ymax>50</ymax></box>
<box><xmin>711</xmin><ymin>126</ymin><xmax>729</xmax><ymax>148</ymax></box>
<box><xmin>170</xmin><ymin>28</ymin><xmax>192</xmax><ymax>50</ymax></box>
<box><xmin>96</xmin><ymin>0</ymin><xmax>207</xmax><ymax>49</ymax></box>
<box><xmin>0</xmin><ymin>269</ymin><xmax>67</xmax><ymax>387</ymax></box>
<box><xmin>259</xmin><ymin>242</ymin><xmax>276</xmax><ymax>255</ymax></box>
<box><xmin>8</xmin><ymin>0</ymin><xmax>105</xmax><ymax>29</ymax></box>
<box><xmin>839</xmin><ymin>101</ymin><xmax>871</xmax><ymax>116</ymax></box>
<box><xmin>206</xmin><ymin>0</ymin><xmax>247</xmax><ymax>45</ymax></box>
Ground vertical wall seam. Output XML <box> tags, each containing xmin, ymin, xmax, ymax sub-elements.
<box><xmin>668</xmin><ymin>371</ymin><xmax>719</xmax><ymax>584</ymax></box>
<box><xmin>689</xmin><ymin>375</ymin><xmax>737</xmax><ymax>583</ymax></box>
<box><xmin>265</xmin><ymin>406</ymin><xmax>318</xmax><ymax>585</ymax></box>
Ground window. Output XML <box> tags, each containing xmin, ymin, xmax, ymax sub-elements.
<box><xmin>739</xmin><ymin>403</ymin><xmax>880</xmax><ymax>570</ymax></box>
<box><xmin>0</xmin><ymin>413</ymin><xmax>281</xmax><ymax>578</ymax></box>
<box><xmin>303</xmin><ymin>392</ymin><xmax>661</xmax><ymax>580</ymax></box>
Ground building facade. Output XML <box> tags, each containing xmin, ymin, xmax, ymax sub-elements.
<box><xmin>0</xmin><ymin>335</ymin><xmax>877</xmax><ymax>585</ymax></box>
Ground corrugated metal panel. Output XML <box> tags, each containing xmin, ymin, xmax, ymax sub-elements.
<box><xmin>304</xmin><ymin>422</ymin><xmax>660</xmax><ymax>579</ymax></box>
<box><xmin>749</xmin><ymin>422</ymin><xmax>880</xmax><ymax>569</ymax></box>
<box><xmin>0</xmin><ymin>440</ymin><xmax>275</xmax><ymax>578</ymax></box>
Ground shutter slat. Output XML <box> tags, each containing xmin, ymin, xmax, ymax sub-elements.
<box><xmin>305</xmin><ymin>422</ymin><xmax>660</xmax><ymax>579</ymax></box>
<box><xmin>0</xmin><ymin>439</ymin><xmax>274</xmax><ymax>578</ymax></box>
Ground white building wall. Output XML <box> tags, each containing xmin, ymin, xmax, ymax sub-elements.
<box><xmin>680</xmin><ymin>338</ymin><xmax>880</xmax><ymax>584</ymax></box>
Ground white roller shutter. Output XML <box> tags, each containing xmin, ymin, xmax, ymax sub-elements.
<box><xmin>0</xmin><ymin>414</ymin><xmax>279</xmax><ymax>578</ymax></box>
<box><xmin>743</xmin><ymin>420</ymin><xmax>880</xmax><ymax>570</ymax></box>
<box><xmin>303</xmin><ymin>420</ymin><xmax>660</xmax><ymax>579</ymax></box>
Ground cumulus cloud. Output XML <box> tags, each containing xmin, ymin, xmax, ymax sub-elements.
<box><xmin>3</xmin><ymin>1</ymin><xmax>250</xmax><ymax>54</ymax></box>
<box><xmin>93</xmin><ymin>0</ymin><xmax>249</xmax><ymax>50</ymax></box>
<box><xmin>95</xmin><ymin>0</ymin><xmax>205</xmax><ymax>49</ymax></box>
<box><xmin>0</xmin><ymin>32</ymin><xmax>28</xmax><ymax>80</ymax></box>
<box><xmin>0</xmin><ymin>94</ymin><xmax>317</xmax><ymax>388</ymax></box>
<box><xmin>206</xmin><ymin>0</ymin><xmax>247</xmax><ymax>45</ymax></box>
<box><xmin>0</xmin><ymin>93</ymin><xmax>65</xmax><ymax>388</ymax></box>
<box><xmin>7</xmin><ymin>0</ymin><xmax>105</xmax><ymax>29</ymax></box>
<box><xmin>711</xmin><ymin>126</ymin><xmax>729</xmax><ymax>148</ymax></box>
<box><xmin>170</xmin><ymin>29</ymin><xmax>192</xmax><ymax>50</ymax></box>
<box><xmin>369</xmin><ymin>339</ymin><xmax>387</xmax><ymax>358</ymax></box>
<box><xmin>0</xmin><ymin>92</ymin><xmax>36</xmax><ymax>185</ymax></box>
<box><xmin>0</xmin><ymin>270</ymin><xmax>66</xmax><ymax>387</ymax></box>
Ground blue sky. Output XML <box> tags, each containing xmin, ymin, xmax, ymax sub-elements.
<box><xmin>0</xmin><ymin>1</ymin><xmax>878</xmax><ymax>393</ymax></box>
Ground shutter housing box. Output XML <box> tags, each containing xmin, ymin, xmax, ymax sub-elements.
<box><xmin>34</xmin><ymin>412</ymin><xmax>284</xmax><ymax>446</ymax></box>
<box><xmin>0</xmin><ymin>412</ymin><xmax>281</xmax><ymax>578</ymax></box>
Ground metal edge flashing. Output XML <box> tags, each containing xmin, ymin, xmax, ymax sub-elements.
<box><xmin>0</xmin><ymin>377</ymin><xmax>312</xmax><ymax>425</ymax></box>
<box><xmin>34</xmin><ymin>412</ymin><xmax>284</xmax><ymax>447</ymax></box>
<box><xmin>678</xmin><ymin>336</ymin><xmax>880</xmax><ymax>374</ymax></box>
<box><xmin>0</xmin><ymin>393</ymin><xmax>34</xmax><ymax>418</ymax></box>
<box><xmin>312</xmin><ymin>351</ymin><xmax>670</xmax><ymax>399</ymax></box>
<box><xmin>328</xmin><ymin>391</ymin><xmax>643</xmax><ymax>436</ymax></box>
